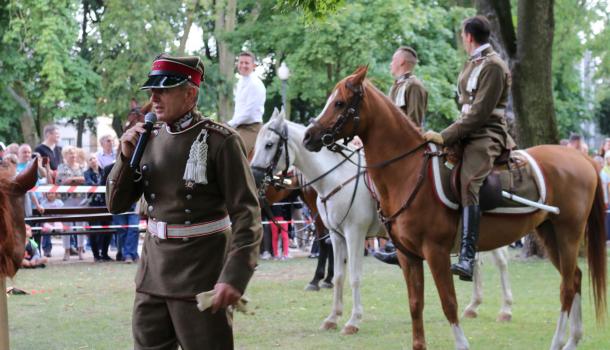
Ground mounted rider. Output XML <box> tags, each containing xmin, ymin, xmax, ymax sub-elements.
<box><xmin>423</xmin><ymin>15</ymin><xmax>516</xmax><ymax>281</ymax></box>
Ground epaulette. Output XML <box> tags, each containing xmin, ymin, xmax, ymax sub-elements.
<box><xmin>203</xmin><ymin>119</ymin><xmax>233</xmax><ymax>137</ymax></box>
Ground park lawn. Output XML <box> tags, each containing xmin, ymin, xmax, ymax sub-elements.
<box><xmin>7</xmin><ymin>250</ymin><xmax>610</xmax><ymax>350</ymax></box>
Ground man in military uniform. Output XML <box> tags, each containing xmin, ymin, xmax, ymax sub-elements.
<box><xmin>423</xmin><ymin>16</ymin><xmax>516</xmax><ymax>281</ymax></box>
<box><xmin>388</xmin><ymin>46</ymin><xmax>428</xmax><ymax>128</ymax></box>
<box><xmin>375</xmin><ymin>46</ymin><xmax>429</xmax><ymax>266</ymax></box>
<box><xmin>107</xmin><ymin>54</ymin><xmax>262</xmax><ymax>349</ymax></box>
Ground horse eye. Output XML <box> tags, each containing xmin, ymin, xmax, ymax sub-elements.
<box><xmin>265</xmin><ymin>142</ymin><xmax>274</xmax><ymax>149</ymax></box>
<box><xmin>334</xmin><ymin>101</ymin><xmax>346</xmax><ymax>108</ymax></box>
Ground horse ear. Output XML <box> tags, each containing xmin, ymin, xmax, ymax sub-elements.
<box><xmin>271</xmin><ymin>107</ymin><xmax>280</xmax><ymax>120</ymax></box>
<box><xmin>278</xmin><ymin>107</ymin><xmax>286</xmax><ymax>120</ymax></box>
<box><xmin>12</xmin><ymin>159</ymin><xmax>38</xmax><ymax>194</ymax></box>
<box><xmin>349</xmin><ymin>65</ymin><xmax>369</xmax><ymax>86</ymax></box>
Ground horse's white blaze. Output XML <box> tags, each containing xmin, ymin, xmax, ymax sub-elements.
<box><xmin>550</xmin><ymin>311</ymin><xmax>569</xmax><ymax>350</ymax></box>
<box><xmin>451</xmin><ymin>324</ymin><xmax>470</xmax><ymax>350</ymax></box>
<box><xmin>563</xmin><ymin>293</ymin><xmax>583</xmax><ymax>350</ymax></box>
<box><xmin>316</xmin><ymin>90</ymin><xmax>338</xmax><ymax>121</ymax></box>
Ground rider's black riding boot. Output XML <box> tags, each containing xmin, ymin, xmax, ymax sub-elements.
<box><xmin>450</xmin><ymin>205</ymin><xmax>481</xmax><ymax>281</ymax></box>
<box><xmin>374</xmin><ymin>250</ymin><xmax>399</xmax><ymax>266</ymax></box>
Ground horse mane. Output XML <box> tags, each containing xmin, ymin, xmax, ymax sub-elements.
<box><xmin>0</xmin><ymin>169</ymin><xmax>17</xmax><ymax>278</ymax></box>
<box><xmin>334</xmin><ymin>72</ymin><xmax>422</xmax><ymax>137</ymax></box>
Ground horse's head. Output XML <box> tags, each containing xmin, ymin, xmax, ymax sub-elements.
<box><xmin>304</xmin><ymin>66</ymin><xmax>368</xmax><ymax>152</ymax></box>
<box><xmin>250</xmin><ymin>107</ymin><xmax>295</xmax><ymax>189</ymax></box>
<box><xmin>0</xmin><ymin>159</ymin><xmax>39</xmax><ymax>278</ymax></box>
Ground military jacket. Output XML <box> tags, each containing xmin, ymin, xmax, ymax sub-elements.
<box><xmin>389</xmin><ymin>73</ymin><xmax>428</xmax><ymax>127</ymax></box>
<box><xmin>440</xmin><ymin>47</ymin><xmax>516</xmax><ymax>149</ymax></box>
<box><xmin>106</xmin><ymin>118</ymin><xmax>262</xmax><ymax>298</ymax></box>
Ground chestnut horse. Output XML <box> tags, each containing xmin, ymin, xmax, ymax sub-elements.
<box><xmin>303</xmin><ymin>67</ymin><xmax>606</xmax><ymax>350</ymax></box>
<box><xmin>257</xmin><ymin>173</ymin><xmax>334</xmax><ymax>290</ymax></box>
<box><xmin>0</xmin><ymin>160</ymin><xmax>40</xmax><ymax>348</ymax></box>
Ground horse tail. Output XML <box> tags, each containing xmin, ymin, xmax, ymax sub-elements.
<box><xmin>586</xmin><ymin>172</ymin><xmax>607</xmax><ymax>323</ymax></box>
<box><xmin>0</xmin><ymin>180</ymin><xmax>17</xmax><ymax>278</ymax></box>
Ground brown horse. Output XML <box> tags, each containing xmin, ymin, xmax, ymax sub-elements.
<box><xmin>0</xmin><ymin>160</ymin><xmax>40</xmax><ymax>278</ymax></box>
<box><xmin>258</xmin><ymin>174</ymin><xmax>334</xmax><ymax>290</ymax></box>
<box><xmin>303</xmin><ymin>67</ymin><xmax>607</xmax><ymax>350</ymax></box>
<box><xmin>0</xmin><ymin>159</ymin><xmax>39</xmax><ymax>348</ymax></box>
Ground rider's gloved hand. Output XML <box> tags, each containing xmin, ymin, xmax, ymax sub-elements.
<box><xmin>423</xmin><ymin>131</ymin><xmax>444</xmax><ymax>145</ymax></box>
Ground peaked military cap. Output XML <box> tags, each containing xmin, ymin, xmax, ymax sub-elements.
<box><xmin>141</xmin><ymin>54</ymin><xmax>205</xmax><ymax>90</ymax></box>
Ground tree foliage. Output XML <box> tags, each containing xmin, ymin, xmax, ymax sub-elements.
<box><xmin>231</xmin><ymin>0</ymin><xmax>471</xmax><ymax>129</ymax></box>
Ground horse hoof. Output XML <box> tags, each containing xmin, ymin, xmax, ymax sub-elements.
<box><xmin>462</xmin><ymin>309</ymin><xmax>478</xmax><ymax>319</ymax></box>
<box><xmin>304</xmin><ymin>283</ymin><xmax>320</xmax><ymax>291</ymax></box>
<box><xmin>320</xmin><ymin>281</ymin><xmax>333</xmax><ymax>289</ymax></box>
<box><xmin>320</xmin><ymin>321</ymin><xmax>337</xmax><ymax>330</ymax></box>
<box><xmin>341</xmin><ymin>325</ymin><xmax>359</xmax><ymax>335</ymax></box>
<box><xmin>496</xmin><ymin>313</ymin><xmax>512</xmax><ymax>322</ymax></box>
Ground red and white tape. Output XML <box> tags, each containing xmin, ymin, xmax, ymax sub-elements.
<box><xmin>29</xmin><ymin>185</ymin><xmax>106</xmax><ymax>193</ymax></box>
<box><xmin>30</xmin><ymin>219</ymin><xmax>311</xmax><ymax>232</ymax></box>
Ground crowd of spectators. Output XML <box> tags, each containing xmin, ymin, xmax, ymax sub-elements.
<box><xmin>0</xmin><ymin>124</ymin><xmax>142</xmax><ymax>267</ymax></box>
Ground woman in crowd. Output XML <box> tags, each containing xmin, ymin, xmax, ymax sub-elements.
<box><xmin>84</xmin><ymin>155</ymin><xmax>112</xmax><ymax>261</ymax></box>
<box><xmin>56</xmin><ymin>146</ymin><xmax>86</xmax><ymax>260</ymax></box>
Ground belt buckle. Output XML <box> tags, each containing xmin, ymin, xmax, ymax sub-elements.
<box><xmin>156</xmin><ymin>221</ymin><xmax>167</xmax><ymax>239</ymax></box>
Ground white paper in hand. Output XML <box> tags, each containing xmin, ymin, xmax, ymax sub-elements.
<box><xmin>196</xmin><ymin>290</ymin><xmax>216</xmax><ymax>312</ymax></box>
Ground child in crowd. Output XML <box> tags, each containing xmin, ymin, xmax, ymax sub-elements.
<box><xmin>40</xmin><ymin>192</ymin><xmax>85</xmax><ymax>260</ymax></box>
<box><xmin>22</xmin><ymin>224</ymin><xmax>48</xmax><ymax>268</ymax></box>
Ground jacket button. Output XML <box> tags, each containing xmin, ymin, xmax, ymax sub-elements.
<box><xmin>148</xmin><ymin>205</ymin><xmax>154</xmax><ymax>212</ymax></box>
<box><xmin>184</xmin><ymin>220</ymin><xmax>191</xmax><ymax>225</ymax></box>
<box><xmin>150</xmin><ymin>193</ymin><xmax>156</xmax><ymax>200</ymax></box>
<box><xmin>184</xmin><ymin>208</ymin><xmax>191</xmax><ymax>214</ymax></box>
<box><xmin>186</xmin><ymin>194</ymin><xmax>192</xmax><ymax>200</ymax></box>
<box><xmin>142</xmin><ymin>164</ymin><xmax>148</xmax><ymax>172</ymax></box>
<box><xmin>144</xmin><ymin>180</ymin><xmax>149</xmax><ymax>186</ymax></box>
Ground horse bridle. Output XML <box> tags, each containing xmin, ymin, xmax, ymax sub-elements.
<box><xmin>310</xmin><ymin>81</ymin><xmax>364</xmax><ymax>151</ymax></box>
<box><xmin>252</xmin><ymin>123</ymin><xmax>290</xmax><ymax>195</ymax></box>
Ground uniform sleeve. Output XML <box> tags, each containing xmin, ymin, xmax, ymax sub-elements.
<box><xmin>105</xmin><ymin>154</ymin><xmax>143</xmax><ymax>214</ymax></box>
<box><xmin>441</xmin><ymin>64</ymin><xmax>505</xmax><ymax>145</ymax></box>
<box><xmin>405</xmin><ymin>83</ymin><xmax>428</xmax><ymax>128</ymax></box>
<box><xmin>216</xmin><ymin>134</ymin><xmax>262</xmax><ymax>294</ymax></box>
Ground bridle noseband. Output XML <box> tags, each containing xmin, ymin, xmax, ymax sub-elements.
<box><xmin>310</xmin><ymin>81</ymin><xmax>364</xmax><ymax>151</ymax></box>
<box><xmin>252</xmin><ymin>123</ymin><xmax>290</xmax><ymax>195</ymax></box>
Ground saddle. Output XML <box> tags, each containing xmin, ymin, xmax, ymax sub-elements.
<box><xmin>429</xmin><ymin>144</ymin><xmax>546</xmax><ymax>214</ymax></box>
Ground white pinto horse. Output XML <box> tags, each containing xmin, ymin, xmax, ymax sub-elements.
<box><xmin>251</xmin><ymin>109</ymin><xmax>384</xmax><ymax>335</ymax></box>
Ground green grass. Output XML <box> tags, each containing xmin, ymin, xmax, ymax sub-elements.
<box><xmin>7</xmin><ymin>250</ymin><xmax>610</xmax><ymax>349</ymax></box>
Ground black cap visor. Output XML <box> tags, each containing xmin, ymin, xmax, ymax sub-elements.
<box><xmin>140</xmin><ymin>75</ymin><xmax>188</xmax><ymax>90</ymax></box>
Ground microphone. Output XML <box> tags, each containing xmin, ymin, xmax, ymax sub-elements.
<box><xmin>129</xmin><ymin>112</ymin><xmax>157</xmax><ymax>170</ymax></box>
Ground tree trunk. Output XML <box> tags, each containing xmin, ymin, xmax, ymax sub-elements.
<box><xmin>513</xmin><ymin>0</ymin><xmax>558</xmax><ymax>147</ymax></box>
<box><xmin>215</xmin><ymin>0</ymin><xmax>236</xmax><ymax>122</ymax></box>
<box><xmin>76</xmin><ymin>115</ymin><xmax>85</xmax><ymax>147</ymax></box>
<box><xmin>177</xmin><ymin>0</ymin><xmax>199</xmax><ymax>55</ymax></box>
<box><xmin>6</xmin><ymin>86</ymin><xmax>39</xmax><ymax>146</ymax></box>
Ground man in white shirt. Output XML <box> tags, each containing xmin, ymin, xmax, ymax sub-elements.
<box><xmin>227</xmin><ymin>51</ymin><xmax>266</xmax><ymax>158</ymax></box>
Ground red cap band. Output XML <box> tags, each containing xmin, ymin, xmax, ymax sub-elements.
<box><xmin>151</xmin><ymin>59</ymin><xmax>202</xmax><ymax>86</ymax></box>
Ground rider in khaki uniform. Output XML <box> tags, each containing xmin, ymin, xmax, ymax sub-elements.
<box><xmin>375</xmin><ymin>46</ymin><xmax>429</xmax><ymax>265</ymax></box>
<box><xmin>424</xmin><ymin>16</ymin><xmax>515</xmax><ymax>281</ymax></box>
<box><xmin>107</xmin><ymin>54</ymin><xmax>262</xmax><ymax>349</ymax></box>
<box><xmin>388</xmin><ymin>46</ymin><xmax>428</xmax><ymax>128</ymax></box>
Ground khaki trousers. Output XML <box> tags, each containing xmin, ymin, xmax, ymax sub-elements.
<box><xmin>460</xmin><ymin>138</ymin><xmax>502</xmax><ymax>206</ymax></box>
<box><xmin>235</xmin><ymin>123</ymin><xmax>262</xmax><ymax>158</ymax></box>
<box><xmin>132</xmin><ymin>292</ymin><xmax>233</xmax><ymax>350</ymax></box>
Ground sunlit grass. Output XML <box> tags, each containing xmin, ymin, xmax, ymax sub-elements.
<box><xmin>7</xmin><ymin>249</ymin><xmax>610</xmax><ymax>349</ymax></box>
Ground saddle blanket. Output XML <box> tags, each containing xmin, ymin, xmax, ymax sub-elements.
<box><xmin>428</xmin><ymin>143</ymin><xmax>547</xmax><ymax>214</ymax></box>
